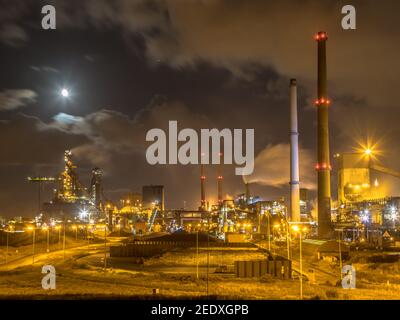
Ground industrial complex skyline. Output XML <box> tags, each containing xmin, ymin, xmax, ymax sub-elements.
<box><xmin>3</xmin><ymin>0</ymin><xmax>400</xmax><ymax>303</ymax></box>
<box><xmin>1</xmin><ymin>0</ymin><xmax>400</xmax><ymax>218</ymax></box>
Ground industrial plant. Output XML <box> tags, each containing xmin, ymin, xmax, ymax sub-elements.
<box><xmin>10</xmin><ymin>30</ymin><xmax>398</xmax><ymax>251</ymax></box>
<box><xmin>1</xmin><ymin>1</ymin><xmax>400</xmax><ymax>302</ymax></box>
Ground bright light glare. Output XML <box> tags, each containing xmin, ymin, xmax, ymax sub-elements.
<box><xmin>365</xmin><ymin>148</ymin><xmax>372</xmax><ymax>155</ymax></box>
<box><xmin>79</xmin><ymin>209</ymin><xmax>88</xmax><ymax>220</ymax></box>
<box><xmin>61</xmin><ymin>89</ymin><xmax>69</xmax><ymax>97</ymax></box>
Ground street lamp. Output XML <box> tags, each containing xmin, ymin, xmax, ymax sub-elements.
<box><xmin>4</xmin><ymin>227</ymin><xmax>11</xmax><ymax>266</ymax></box>
<box><xmin>63</xmin><ymin>222</ymin><xmax>66</xmax><ymax>262</ymax></box>
<box><xmin>265</xmin><ymin>212</ymin><xmax>271</xmax><ymax>252</ymax></box>
<box><xmin>27</xmin><ymin>226</ymin><xmax>36</xmax><ymax>264</ymax></box>
<box><xmin>338</xmin><ymin>230</ymin><xmax>343</xmax><ymax>279</ymax></box>
<box><xmin>72</xmin><ymin>225</ymin><xmax>78</xmax><ymax>240</ymax></box>
<box><xmin>104</xmin><ymin>224</ymin><xmax>107</xmax><ymax>269</ymax></box>
<box><xmin>42</xmin><ymin>226</ymin><xmax>50</xmax><ymax>253</ymax></box>
<box><xmin>55</xmin><ymin>225</ymin><xmax>61</xmax><ymax>250</ymax></box>
<box><xmin>87</xmin><ymin>225</ymin><xmax>91</xmax><ymax>249</ymax></box>
<box><xmin>196</xmin><ymin>229</ymin><xmax>199</xmax><ymax>280</ymax></box>
<box><xmin>292</xmin><ymin>225</ymin><xmax>303</xmax><ymax>300</ymax></box>
<box><xmin>284</xmin><ymin>219</ymin><xmax>291</xmax><ymax>260</ymax></box>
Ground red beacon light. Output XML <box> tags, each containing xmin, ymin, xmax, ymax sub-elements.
<box><xmin>315</xmin><ymin>98</ymin><xmax>331</xmax><ymax>106</ymax></box>
<box><xmin>315</xmin><ymin>32</ymin><xmax>328</xmax><ymax>41</ymax></box>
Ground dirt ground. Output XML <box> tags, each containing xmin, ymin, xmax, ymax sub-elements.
<box><xmin>1</xmin><ymin>242</ymin><xmax>400</xmax><ymax>300</ymax></box>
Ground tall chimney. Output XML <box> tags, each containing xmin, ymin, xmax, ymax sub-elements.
<box><xmin>290</xmin><ymin>79</ymin><xmax>301</xmax><ymax>222</ymax></box>
<box><xmin>245</xmin><ymin>182</ymin><xmax>251</xmax><ymax>205</ymax></box>
<box><xmin>217</xmin><ymin>153</ymin><xmax>223</xmax><ymax>206</ymax></box>
<box><xmin>200</xmin><ymin>163</ymin><xmax>206</xmax><ymax>210</ymax></box>
<box><xmin>315</xmin><ymin>31</ymin><xmax>332</xmax><ymax>238</ymax></box>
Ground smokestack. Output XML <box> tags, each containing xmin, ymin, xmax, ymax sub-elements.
<box><xmin>289</xmin><ymin>79</ymin><xmax>301</xmax><ymax>222</ymax></box>
<box><xmin>217</xmin><ymin>153</ymin><xmax>223</xmax><ymax>205</ymax></box>
<box><xmin>200</xmin><ymin>163</ymin><xmax>206</xmax><ymax>210</ymax></box>
<box><xmin>315</xmin><ymin>31</ymin><xmax>332</xmax><ymax>238</ymax></box>
<box><xmin>245</xmin><ymin>182</ymin><xmax>251</xmax><ymax>205</ymax></box>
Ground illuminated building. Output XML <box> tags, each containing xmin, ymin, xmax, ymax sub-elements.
<box><xmin>41</xmin><ymin>150</ymin><xmax>104</xmax><ymax>222</ymax></box>
<box><xmin>142</xmin><ymin>185</ymin><xmax>165</xmax><ymax>211</ymax></box>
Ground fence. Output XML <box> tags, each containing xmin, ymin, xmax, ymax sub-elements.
<box><xmin>110</xmin><ymin>241</ymin><xmax>256</xmax><ymax>257</ymax></box>
<box><xmin>234</xmin><ymin>258</ymin><xmax>292</xmax><ymax>279</ymax></box>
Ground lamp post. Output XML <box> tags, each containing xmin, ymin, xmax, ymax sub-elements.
<box><xmin>27</xmin><ymin>226</ymin><xmax>36</xmax><ymax>264</ymax></box>
<box><xmin>196</xmin><ymin>230</ymin><xmax>199</xmax><ymax>280</ymax></box>
<box><xmin>285</xmin><ymin>219</ymin><xmax>291</xmax><ymax>260</ymax></box>
<box><xmin>63</xmin><ymin>223</ymin><xmax>66</xmax><ymax>262</ymax></box>
<box><xmin>338</xmin><ymin>230</ymin><xmax>343</xmax><ymax>279</ymax></box>
<box><xmin>207</xmin><ymin>214</ymin><xmax>210</xmax><ymax>296</ymax></box>
<box><xmin>5</xmin><ymin>228</ymin><xmax>10</xmax><ymax>266</ymax></box>
<box><xmin>292</xmin><ymin>225</ymin><xmax>304</xmax><ymax>300</ymax></box>
<box><xmin>87</xmin><ymin>225</ymin><xmax>91</xmax><ymax>250</ymax></box>
<box><xmin>43</xmin><ymin>226</ymin><xmax>49</xmax><ymax>253</ymax></box>
<box><xmin>72</xmin><ymin>225</ymin><xmax>78</xmax><ymax>240</ymax></box>
<box><xmin>55</xmin><ymin>225</ymin><xmax>61</xmax><ymax>250</ymax></box>
<box><xmin>267</xmin><ymin>213</ymin><xmax>271</xmax><ymax>252</ymax></box>
<box><xmin>104</xmin><ymin>225</ymin><xmax>107</xmax><ymax>269</ymax></box>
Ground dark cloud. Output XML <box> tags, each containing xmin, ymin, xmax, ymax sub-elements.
<box><xmin>0</xmin><ymin>113</ymin><xmax>88</xmax><ymax>165</ymax></box>
<box><xmin>0</xmin><ymin>89</ymin><xmax>37</xmax><ymax>111</ymax></box>
<box><xmin>2</xmin><ymin>0</ymin><xmax>399</xmax><ymax>107</ymax></box>
<box><xmin>0</xmin><ymin>23</ymin><xmax>28</xmax><ymax>47</ymax></box>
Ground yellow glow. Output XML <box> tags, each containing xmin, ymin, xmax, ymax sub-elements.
<box><xmin>42</xmin><ymin>226</ymin><xmax>48</xmax><ymax>231</ymax></box>
<box><xmin>55</xmin><ymin>226</ymin><xmax>61</xmax><ymax>230</ymax></box>
<box><xmin>26</xmin><ymin>226</ymin><xmax>34</xmax><ymax>231</ymax></box>
<box><xmin>354</xmin><ymin>138</ymin><xmax>382</xmax><ymax>161</ymax></box>
<box><xmin>291</xmin><ymin>225</ymin><xmax>299</xmax><ymax>232</ymax></box>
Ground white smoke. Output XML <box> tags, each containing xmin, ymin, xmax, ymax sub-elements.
<box><xmin>245</xmin><ymin>143</ymin><xmax>316</xmax><ymax>190</ymax></box>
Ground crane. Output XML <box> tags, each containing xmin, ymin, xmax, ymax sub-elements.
<box><xmin>370</xmin><ymin>164</ymin><xmax>400</xmax><ymax>179</ymax></box>
<box><xmin>147</xmin><ymin>208</ymin><xmax>159</xmax><ymax>233</ymax></box>
<box><xmin>27</xmin><ymin>176</ymin><xmax>58</xmax><ymax>215</ymax></box>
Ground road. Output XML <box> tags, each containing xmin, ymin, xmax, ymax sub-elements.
<box><xmin>0</xmin><ymin>240</ymin><xmax>120</xmax><ymax>271</ymax></box>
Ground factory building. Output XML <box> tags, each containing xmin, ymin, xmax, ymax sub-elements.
<box><xmin>120</xmin><ymin>193</ymin><xmax>142</xmax><ymax>208</ymax></box>
<box><xmin>337</xmin><ymin>153</ymin><xmax>371</xmax><ymax>204</ymax></box>
<box><xmin>300</xmin><ymin>188</ymin><xmax>312</xmax><ymax>221</ymax></box>
<box><xmin>142</xmin><ymin>185</ymin><xmax>165</xmax><ymax>211</ymax></box>
<box><xmin>40</xmin><ymin>150</ymin><xmax>105</xmax><ymax>223</ymax></box>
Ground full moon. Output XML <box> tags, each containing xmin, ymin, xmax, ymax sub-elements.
<box><xmin>61</xmin><ymin>89</ymin><xmax>69</xmax><ymax>97</ymax></box>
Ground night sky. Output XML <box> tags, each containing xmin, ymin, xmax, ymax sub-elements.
<box><xmin>1</xmin><ymin>0</ymin><xmax>400</xmax><ymax>217</ymax></box>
